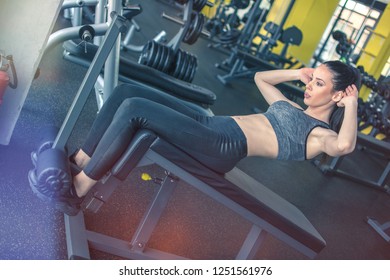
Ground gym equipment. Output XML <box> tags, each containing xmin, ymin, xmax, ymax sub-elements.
<box><xmin>48</xmin><ymin>0</ymin><xmax>132</xmax><ymax>104</ymax></box>
<box><xmin>214</xmin><ymin>0</ymin><xmax>272</xmax><ymax>52</ymax></box>
<box><xmin>137</xmin><ymin>39</ymin><xmax>198</xmax><ymax>82</ymax></box>
<box><xmin>356</xmin><ymin>67</ymin><xmax>390</xmax><ymax>140</ymax></box>
<box><xmin>256</xmin><ymin>23</ymin><xmax>303</xmax><ymax>68</ymax></box>
<box><xmin>28</xmin><ymin>10</ymin><xmax>133</xmax><ymax>215</ymax></box>
<box><xmin>29</xmin><ymin>148</ymin><xmax>72</xmax><ymax>203</ymax></box>
<box><xmin>276</xmin><ymin>26</ymin><xmax>302</xmax><ymax>64</ymax></box>
<box><xmin>215</xmin><ymin>47</ymin><xmax>304</xmax><ymax>100</ymax></box>
<box><xmin>367</xmin><ymin>217</ymin><xmax>390</xmax><ymax>243</ymax></box>
<box><xmin>121</xmin><ymin>18</ymin><xmax>167</xmax><ymax>53</ymax></box>
<box><xmin>66</xmin><ymin>128</ymin><xmax>326</xmax><ymax>260</ymax></box>
<box><xmin>314</xmin><ymin>132</ymin><xmax>390</xmax><ymax>194</ymax></box>
<box><xmin>206</xmin><ymin>0</ymin><xmax>264</xmax><ymax>47</ymax></box>
<box><xmin>322</xmin><ymin>67</ymin><xmax>390</xmax><ymax>194</ymax></box>
<box><xmin>30</xmin><ymin>126</ymin><xmax>59</xmax><ymax>166</ymax></box>
<box><xmin>29</xmin><ymin>2</ymin><xmax>326</xmax><ymax>260</ymax></box>
<box><xmin>29</xmin><ymin>2</ymin><xmax>212</xmax><ymax>214</ymax></box>
<box><xmin>161</xmin><ymin>11</ymin><xmax>209</xmax><ymax>44</ymax></box>
<box><xmin>57</xmin><ymin>3</ymin><xmax>214</xmax><ymax>106</ymax></box>
<box><xmin>138</xmin><ymin>0</ymin><xmax>206</xmax><ymax>83</ymax></box>
<box><xmin>62</xmin><ymin>0</ymin><xmax>168</xmax><ymax>51</ymax></box>
<box><xmin>61</xmin><ymin>0</ymin><xmax>100</xmax><ymax>27</ymax></box>
<box><xmin>62</xmin><ymin>39</ymin><xmax>216</xmax><ymax>106</ymax></box>
<box><xmin>49</xmin><ymin>2</ymin><xmax>206</xmax><ymax>109</ymax></box>
<box><xmin>332</xmin><ymin>30</ymin><xmax>353</xmax><ymax>63</ymax></box>
<box><xmin>214</xmin><ymin>0</ymin><xmax>303</xmax><ymax>86</ymax></box>
<box><xmin>175</xmin><ymin>0</ymin><xmax>211</xmax><ymax>12</ymax></box>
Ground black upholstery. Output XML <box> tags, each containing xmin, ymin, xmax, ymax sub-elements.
<box><xmin>111</xmin><ymin>129</ymin><xmax>326</xmax><ymax>254</ymax></box>
<box><xmin>357</xmin><ymin>132</ymin><xmax>390</xmax><ymax>155</ymax></box>
<box><xmin>62</xmin><ymin>40</ymin><xmax>216</xmax><ymax>105</ymax></box>
<box><xmin>280</xmin><ymin>26</ymin><xmax>303</xmax><ymax>46</ymax></box>
<box><xmin>112</xmin><ymin>131</ymin><xmax>157</xmax><ymax>180</ymax></box>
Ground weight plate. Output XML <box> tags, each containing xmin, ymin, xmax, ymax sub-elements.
<box><xmin>138</xmin><ymin>41</ymin><xmax>151</xmax><ymax>65</ymax></box>
<box><xmin>162</xmin><ymin>46</ymin><xmax>174</xmax><ymax>73</ymax></box>
<box><xmin>188</xmin><ymin>55</ymin><xmax>198</xmax><ymax>82</ymax></box>
<box><xmin>158</xmin><ymin>44</ymin><xmax>168</xmax><ymax>72</ymax></box>
<box><xmin>183</xmin><ymin>12</ymin><xmax>198</xmax><ymax>44</ymax></box>
<box><xmin>172</xmin><ymin>49</ymin><xmax>183</xmax><ymax>78</ymax></box>
<box><xmin>152</xmin><ymin>42</ymin><xmax>163</xmax><ymax>70</ymax></box>
<box><xmin>189</xmin><ymin>13</ymin><xmax>204</xmax><ymax>44</ymax></box>
<box><xmin>183</xmin><ymin>54</ymin><xmax>195</xmax><ymax>82</ymax></box>
<box><xmin>178</xmin><ymin>51</ymin><xmax>190</xmax><ymax>81</ymax></box>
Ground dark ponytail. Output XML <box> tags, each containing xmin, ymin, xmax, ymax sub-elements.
<box><xmin>323</xmin><ymin>61</ymin><xmax>361</xmax><ymax>132</ymax></box>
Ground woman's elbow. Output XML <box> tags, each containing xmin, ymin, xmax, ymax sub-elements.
<box><xmin>337</xmin><ymin>141</ymin><xmax>356</xmax><ymax>155</ymax></box>
<box><xmin>254</xmin><ymin>72</ymin><xmax>263</xmax><ymax>82</ymax></box>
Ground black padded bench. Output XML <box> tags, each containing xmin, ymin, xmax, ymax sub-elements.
<box><xmin>65</xmin><ymin>129</ymin><xmax>326</xmax><ymax>259</ymax></box>
<box><xmin>315</xmin><ymin>133</ymin><xmax>390</xmax><ymax>243</ymax></box>
<box><xmin>62</xmin><ymin>40</ymin><xmax>216</xmax><ymax>106</ymax></box>
<box><xmin>316</xmin><ymin>132</ymin><xmax>390</xmax><ymax>193</ymax></box>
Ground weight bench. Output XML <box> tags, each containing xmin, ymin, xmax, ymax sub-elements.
<box><xmin>315</xmin><ymin>132</ymin><xmax>390</xmax><ymax>244</ymax></box>
<box><xmin>316</xmin><ymin>132</ymin><xmax>390</xmax><ymax>193</ymax></box>
<box><xmin>62</xmin><ymin>40</ymin><xmax>216</xmax><ymax>107</ymax></box>
<box><xmin>66</xmin><ymin>129</ymin><xmax>326</xmax><ymax>259</ymax></box>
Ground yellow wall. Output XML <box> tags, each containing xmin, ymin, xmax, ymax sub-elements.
<box><xmin>202</xmin><ymin>0</ymin><xmax>219</xmax><ymax>18</ymax></box>
<box><xmin>265</xmin><ymin>0</ymin><xmax>339</xmax><ymax>65</ymax></box>
<box><xmin>205</xmin><ymin>0</ymin><xmax>389</xmax><ymax>75</ymax></box>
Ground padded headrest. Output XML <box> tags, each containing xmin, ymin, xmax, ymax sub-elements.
<box><xmin>280</xmin><ymin>26</ymin><xmax>303</xmax><ymax>45</ymax></box>
<box><xmin>264</xmin><ymin>22</ymin><xmax>280</xmax><ymax>34</ymax></box>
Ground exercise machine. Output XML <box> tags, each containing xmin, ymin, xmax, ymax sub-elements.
<box><xmin>314</xmin><ymin>132</ymin><xmax>390</xmax><ymax>194</ymax></box>
<box><xmin>66</xmin><ymin>128</ymin><xmax>326</xmax><ymax>259</ymax></box>
<box><xmin>138</xmin><ymin>0</ymin><xmax>210</xmax><ymax>83</ymax></box>
<box><xmin>205</xmin><ymin>0</ymin><xmax>251</xmax><ymax>45</ymax></box>
<box><xmin>367</xmin><ymin>217</ymin><xmax>390</xmax><ymax>243</ymax></box>
<box><xmin>214</xmin><ymin>0</ymin><xmax>303</xmax><ymax>88</ymax></box>
<box><xmin>28</xmin><ymin>2</ymin><xmax>326</xmax><ymax>260</ymax></box>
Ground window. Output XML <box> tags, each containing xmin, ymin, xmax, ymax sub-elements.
<box><xmin>311</xmin><ymin>0</ymin><xmax>384</xmax><ymax>67</ymax></box>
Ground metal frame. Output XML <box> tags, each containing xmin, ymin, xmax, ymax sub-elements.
<box><xmin>52</xmin><ymin>12</ymin><xmax>127</xmax><ymax>151</ymax></box>
<box><xmin>62</xmin><ymin>0</ymin><xmax>100</xmax><ymax>27</ymax></box>
<box><xmin>65</xmin><ymin>143</ymin><xmax>323</xmax><ymax>260</ymax></box>
<box><xmin>213</xmin><ymin>0</ymin><xmax>301</xmax><ymax>85</ymax></box>
<box><xmin>318</xmin><ymin>155</ymin><xmax>390</xmax><ymax>193</ymax></box>
<box><xmin>367</xmin><ymin>217</ymin><xmax>390</xmax><ymax>243</ymax></box>
<box><xmin>47</xmin><ymin>1</ymin><xmax>322</xmax><ymax>260</ymax></box>
<box><xmin>49</xmin><ymin>0</ymin><xmax>123</xmax><ymax>108</ymax></box>
<box><xmin>315</xmin><ymin>133</ymin><xmax>390</xmax><ymax>194</ymax></box>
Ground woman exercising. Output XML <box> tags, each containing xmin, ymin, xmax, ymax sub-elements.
<box><xmin>56</xmin><ymin>60</ymin><xmax>361</xmax><ymax>215</ymax></box>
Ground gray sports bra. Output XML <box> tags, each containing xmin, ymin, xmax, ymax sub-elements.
<box><xmin>263</xmin><ymin>100</ymin><xmax>330</xmax><ymax>160</ymax></box>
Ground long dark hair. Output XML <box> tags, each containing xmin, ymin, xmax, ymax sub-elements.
<box><xmin>323</xmin><ymin>60</ymin><xmax>361</xmax><ymax>132</ymax></box>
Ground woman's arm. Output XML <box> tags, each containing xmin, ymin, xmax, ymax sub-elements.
<box><xmin>322</xmin><ymin>84</ymin><xmax>359</xmax><ymax>156</ymax></box>
<box><xmin>254</xmin><ymin>68</ymin><xmax>313</xmax><ymax>106</ymax></box>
